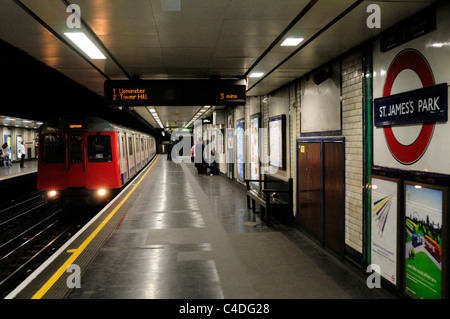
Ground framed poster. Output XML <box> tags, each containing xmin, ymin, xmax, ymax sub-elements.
<box><xmin>371</xmin><ymin>175</ymin><xmax>400</xmax><ymax>286</ymax></box>
<box><xmin>269</xmin><ymin>114</ymin><xmax>286</xmax><ymax>169</ymax></box>
<box><xmin>16</xmin><ymin>135</ymin><xmax>23</xmax><ymax>161</ymax></box>
<box><xmin>227</xmin><ymin>113</ymin><xmax>234</xmax><ymax>178</ymax></box>
<box><xmin>4</xmin><ymin>135</ymin><xmax>12</xmax><ymax>154</ymax></box>
<box><xmin>236</xmin><ymin>119</ymin><xmax>245</xmax><ymax>182</ymax></box>
<box><xmin>250</xmin><ymin>114</ymin><xmax>260</xmax><ymax>188</ymax></box>
<box><xmin>404</xmin><ymin>182</ymin><xmax>447</xmax><ymax>299</ymax></box>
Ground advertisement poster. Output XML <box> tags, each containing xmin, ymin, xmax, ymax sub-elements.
<box><xmin>226</xmin><ymin>115</ymin><xmax>234</xmax><ymax>165</ymax></box>
<box><xmin>269</xmin><ymin>116</ymin><xmax>283</xmax><ymax>168</ymax></box>
<box><xmin>4</xmin><ymin>135</ymin><xmax>12</xmax><ymax>154</ymax></box>
<box><xmin>236</xmin><ymin>119</ymin><xmax>245</xmax><ymax>181</ymax></box>
<box><xmin>16</xmin><ymin>135</ymin><xmax>23</xmax><ymax>161</ymax></box>
<box><xmin>371</xmin><ymin>177</ymin><xmax>398</xmax><ymax>285</ymax></box>
<box><xmin>250</xmin><ymin>115</ymin><xmax>259</xmax><ymax>187</ymax></box>
<box><xmin>404</xmin><ymin>183</ymin><xmax>443</xmax><ymax>299</ymax></box>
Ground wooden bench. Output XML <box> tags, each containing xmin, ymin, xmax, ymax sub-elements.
<box><xmin>245</xmin><ymin>176</ymin><xmax>293</xmax><ymax>226</ymax></box>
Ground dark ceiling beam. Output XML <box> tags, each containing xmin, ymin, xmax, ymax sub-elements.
<box><xmin>247</xmin><ymin>0</ymin><xmax>365</xmax><ymax>93</ymax></box>
<box><xmin>242</xmin><ymin>0</ymin><xmax>319</xmax><ymax>79</ymax></box>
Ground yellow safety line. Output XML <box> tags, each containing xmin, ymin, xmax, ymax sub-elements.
<box><xmin>31</xmin><ymin>155</ymin><xmax>159</xmax><ymax>299</ymax></box>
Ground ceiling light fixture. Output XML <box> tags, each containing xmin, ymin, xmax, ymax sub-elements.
<box><xmin>249</xmin><ymin>72</ymin><xmax>264</xmax><ymax>78</ymax></box>
<box><xmin>64</xmin><ymin>32</ymin><xmax>106</xmax><ymax>59</ymax></box>
<box><xmin>280</xmin><ymin>37</ymin><xmax>304</xmax><ymax>46</ymax></box>
<box><xmin>185</xmin><ymin>106</ymin><xmax>212</xmax><ymax>128</ymax></box>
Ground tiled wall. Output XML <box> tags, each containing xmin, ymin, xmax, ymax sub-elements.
<box><xmin>341</xmin><ymin>48</ymin><xmax>364</xmax><ymax>254</ymax></box>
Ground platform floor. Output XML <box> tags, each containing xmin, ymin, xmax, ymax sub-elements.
<box><xmin>10</xmin><ymin>155</ymin><xmax>398</xmax><ymax>299</ymax></box>
<box><xmin>0</xmin><ymin>159</ymin><xmax>37</xmax><ymax>181</ymax></box>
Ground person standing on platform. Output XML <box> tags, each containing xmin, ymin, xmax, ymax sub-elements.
<box><xmin>191</xmin><ymin>142</ymin><xmax>196</xmax><ymax>163</ymax></box>
<box><xmin>167</xmin><ymin>140</ymin><xmax>173</xmax><ymax>161</ymax></box>
<box><xmin>194</xmin><ymin>139</ymin><xmax>205</xmax><ymax>174</ymax></box>
<box><xmin>20</xmin><ymin>141</ymin><xmax>26</xmax><ymax>168</ymax></box>
<box><xmin>2</xmin><ymin>142</ymin><xmax>11</xmax><ymax>168</ymax></box>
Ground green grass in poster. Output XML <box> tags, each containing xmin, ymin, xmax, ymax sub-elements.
<box><xmin>405</xmin><ymin>251</ymin><xmax>441</xmax><ymax>299</ymax></box>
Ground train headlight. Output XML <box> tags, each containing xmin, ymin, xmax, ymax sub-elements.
<box><xmin>47</xmin><ymin>190</ymin><xmax>58</xmax><ymax>198</ymax></box>
<box><xmin>97</xmin><ymin>189</ymin><xmax>107</xmax><ymax>197</ymax></box>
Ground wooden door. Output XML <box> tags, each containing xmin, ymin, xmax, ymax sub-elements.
<box><xmin>297</xmin><ymin>142</ymin><xmax>322</xmax><ymax>239</ymax></box>
<box><xmin>324</xmin><ymin>142</ymin><xmax>344</xmax><ymax>255</ymax></box>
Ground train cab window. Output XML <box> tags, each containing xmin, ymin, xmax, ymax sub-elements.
<box><xmin>70</xmin><ymin>135</ymin><xmax>82</xmax><ymax>163</ymax></box>
<box><xmin>87</xmin><ymin>135</ymin><xmax>112</xmax><ymax>162</ymax></box>
<box><xmin>42</xmin><ymin>134</ymin><xmax>65</xmax><ymax>164</ymax></box>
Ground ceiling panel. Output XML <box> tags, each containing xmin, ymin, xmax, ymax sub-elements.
<box><xmin>0</xmin><ymin>0</ymin><xmax>442</xmax><ymax>132</ymax></box>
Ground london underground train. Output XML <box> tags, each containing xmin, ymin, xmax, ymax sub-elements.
<box><xmin>37</xmin><ymin>115</ymin><xmax>156</xmax><ymax>205</ymax></box>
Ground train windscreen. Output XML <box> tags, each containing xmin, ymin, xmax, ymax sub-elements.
<box><xmin>42</xmin><ymin>134</ymin><xmax>65</xmax><ymax>164</ymax></box>
<box><xmin>88</xmin><ymin>135</ymin><xmax>112</xmax><ymax>162</ymax></box>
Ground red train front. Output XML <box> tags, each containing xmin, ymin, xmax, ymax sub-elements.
<box><xmin>37</xmin><ymin>115</ymin><xmax>156</xmax><ymax>205</ymax></box>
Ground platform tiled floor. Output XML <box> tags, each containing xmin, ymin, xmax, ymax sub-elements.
<box><xmin>0</xmin><ymin>159</ymin><xmax>37</xmax><ymax>180</ymax></box>
<box><xmin>61</xmin><ymin>157</ymin><xmax>397</xmax><ymax>299</ymax></box>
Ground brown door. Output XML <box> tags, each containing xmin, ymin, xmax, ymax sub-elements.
<box><xmin>297</xmin><ymin>139</ymin><xmax>345</xmax><ymax>256</ymax></box>
<box><xmin>324</xmin><ymin>142</ymin><xmax>344</xmax><ymax>255</ymax></box>
<box><xmin>297</xmin><ymin>142</ymin><xmax>322</xmax><ymax>239</ymax></box>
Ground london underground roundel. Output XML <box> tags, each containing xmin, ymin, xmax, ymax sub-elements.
<box><xmin>383</xmin><ymin>49</ymin><xmax>435</xmax><ymax>165</ymax></box>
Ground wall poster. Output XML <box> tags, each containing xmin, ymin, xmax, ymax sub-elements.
<box><xmin>250</xmin><ymin>114</ymin><xmax>260</xmax><ymax>188</ymax></box>
<box><xmin>404</xmin><ymin>182</ymin><xmax>447</xmax><ymax>299</ymax></box>
<box><xmin>269</xmin><ymin>115</ymin><xmax>286</xmax><ymax>169</ymax></box>
<box><xmin>371</xmin><ymin>176</ymin><xmax>399</xmax><ymax>286</ymax></box>
<box><xmin>236</xmin><ymin>119</ymin><xmax>245</xmax><ymax>182</ymax></box>
<box><xmin>16</xmin><ymin>135</ymin><xmax>23</xmax><ymax>161</ymax></box>
<box><xmin>4</xmin><ymin>135</ymin><xmax>12</xmax><ymax>155</ymax></box>
<box><xmin>227</xmin><ymin>114</ymin><xmax>234</xmax><ymax>178</ymax></box>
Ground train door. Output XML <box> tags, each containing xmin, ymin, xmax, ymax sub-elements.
<box><xmin>142</xmin><ymin>136</ymin><xmax>146</xmax><ymax>164</ymax></box>
<box><xmin>66</xmin><ymin>133</ymin><xmax>85</xmax><ymax>187</ymax></box>
<box><xmin>128</xmin><ymin>134</ymin><xmax>135</xmax><ymax>176</ymax></box>
<box><xmin>119</xmin><ymin>131</ymin><xmax>129</xmax><ymax>183</ymax></box>
<box><xmin>141</xmin><ymin>136</ymin><xmax>145</xmax><ymax>165</ymax></box>
<box><xmin>135</xmin><ymin>135</ymin><xmax>141</xmax><ymax>170</ymax></box>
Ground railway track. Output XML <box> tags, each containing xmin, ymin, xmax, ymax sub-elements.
<box><xmin>0</xmin><ymin>193</ymin><xmax>94</xmax><ymax>298</ymax></box>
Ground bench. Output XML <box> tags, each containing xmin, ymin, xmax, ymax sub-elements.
<box><xmin>245</xmin><ymin>176</ymin><xmax>293</xmax><ymax>226</ymax></box>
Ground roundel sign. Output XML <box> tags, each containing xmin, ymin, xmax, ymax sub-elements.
<box><xmin>382</xmin><ymin>49</ymin><xmax>435</xmax><ymax>165</ymax></box>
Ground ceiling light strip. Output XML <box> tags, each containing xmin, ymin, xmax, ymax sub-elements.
<box><xmin>147</xmin><ymin>107</ymin><xmax>164</xmax><ymax>129</ymax></box>
<box><xmin>243</xmin><ymin>0</ymin><xmax>318</xmax><ymax>79</ymax></box>
<box><xmin>247</xmin><ymin>0</ymin><xmax>365</xmax><ymax>92</ymax></box>
<box><xmin>11</xmin><ymin>0</ymin><xmax>110</xmax><ymax>80</ymax></box>
<box><xmin>185</xmin><ymin>106</ymin><xmax>209</xmax><ymax>128</ymax></box>
<box><xmin>61</xmin><ymin>0</ymin><xmax>131</xmax><ymax>79</ymax></box>
<box><xmin>64</xmin><ymin>32</ymin><xmax>106</xmax><ymax>59</ymax></box>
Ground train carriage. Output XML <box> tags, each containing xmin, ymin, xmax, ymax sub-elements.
<box><xmin>37</xmin><ymin>115</ymin><xmax>156</xmax><ymax>205</ymax></box>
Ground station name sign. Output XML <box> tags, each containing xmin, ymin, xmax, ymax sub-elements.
<box><xmin>374</xmin><ymin>83</ymin><xmax>448</xmax><ymax>127</ymax></box>
<box><xmin>104</xmin><ymin>79</ymin><xmax>246</xmax><ymax>107</ymax></box>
